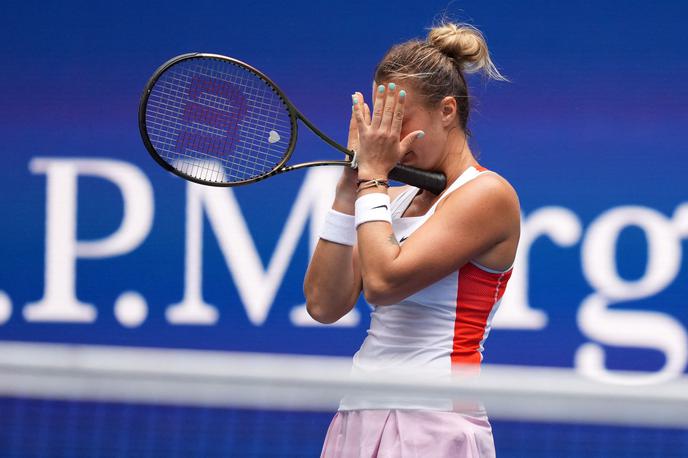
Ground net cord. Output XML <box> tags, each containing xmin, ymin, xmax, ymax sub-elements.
<box><xmin>0</xmin><ymin>341</ymin><xmax>686</xmax><ymax>428</ymax></box>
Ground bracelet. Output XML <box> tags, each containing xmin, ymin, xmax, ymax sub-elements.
<box><xmin>319</xmin><ymin>209</ymin><xmax>356</xmax><ymax>246</ymax></box>
<box><xmin>356</xmin><ymin>178</ymin><xmax>389</xmax><ymax>186</ymax></box>
<box><xmin>357</xmin><ymin>179</ymin><xmax>390</xmax><ymax>192</ymax></box>
<box><xmin>355</xmin><ymin>193</ymin><xmax>392</xmax><ymax>228</ymax></box>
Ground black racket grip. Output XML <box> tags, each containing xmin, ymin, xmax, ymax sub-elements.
<box><xmin>388</xmin><ymin>165</ymin><xmax>446</xmax><ymax>195</ymax></box>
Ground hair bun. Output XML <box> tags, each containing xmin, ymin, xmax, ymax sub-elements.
<box><xmin>428</xmin><ymin>22</ymin><xmax>507</xmax><ymax>81</ymax></box>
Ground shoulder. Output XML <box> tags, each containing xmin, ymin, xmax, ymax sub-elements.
<box><xmin>471</xmin><ymin>170</ymin><xmax>519</xmax><ymax>206</ymax></box>
<box><xmin>444</xmin><ymin>170</ymin><xmax>518</xmax><ymax>210</ymax></box>
<box><xmin>436</xmin><ymin>171</ymin><xmax>520</xmax><ymax>235</ymax></box>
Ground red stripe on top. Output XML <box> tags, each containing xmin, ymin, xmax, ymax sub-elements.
<box><xmin>451</xmin><ymin>263</ymin><xmax>512</xmax><ymax>367</ymax></box>
<box><xmin>473</xmin><ymin>164</ymin><xmax>488</xmax><ymax>172</ymax></box>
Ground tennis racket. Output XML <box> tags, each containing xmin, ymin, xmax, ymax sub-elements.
<box><xmin>138</xmin><ymin>53</ymin><xmax>446</xmax><ymax>194</ymax></box>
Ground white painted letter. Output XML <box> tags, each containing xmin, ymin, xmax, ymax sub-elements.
<box><xmin>576</xmin><ymin>206</ymin><xmax>687</xmax><ymax>384</ymax></box>
<box><xmin>168</xmin><ymin>166</ymin><xmax>359</xmax><ymax>326</ymax></box>
<box><xmin>0</xmin><ymin>292</ymin><xmax>11</xmax><ymax>325</ymax></box>
<box><xmin>494</xmin><ymin>207</ymin><xmax>582</xmax><ymax>329</ymax></box>
<box><xmin>25</xmin><ymin>158</ymin><xmax>154</xmax><ymax>322</ymax></box>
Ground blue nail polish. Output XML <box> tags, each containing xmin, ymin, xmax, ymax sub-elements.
<box><xmin>388</xmin><ymin>83</ymin><xmax>396</xmax><ymax>91</ymax></box>
<box><xmin>417</xmin><ymin>131</ymin><xmax>425</xmax><ymax>139</ymax></box>
<box><xmin>399</xmin><ymin>90</ymin><xmax>406</xmax><ymax>98</ymax></box>
<box><xmin>352</xmin><ymin>96</ymin><xmax>358</xmax><ymax>105</ymax></box>
<box><xmin>378</xmin><ymin>85</ymin><xmax>385</xmax><ymax>93</ymax></box>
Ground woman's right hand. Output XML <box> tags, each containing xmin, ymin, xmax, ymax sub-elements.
<box><xmin>334</xmin><ymin>92</ymin><xmax>369</xmax><ymax>213</ymax></box>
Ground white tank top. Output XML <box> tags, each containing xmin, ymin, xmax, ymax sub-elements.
<box><xmin>340</xmin><ymin>166</ymin><xmax>513</xmax><ymax>411</ymax></box>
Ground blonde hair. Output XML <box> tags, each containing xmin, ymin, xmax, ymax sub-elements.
<box><xmin>374</xmin><ymin>22</ymin><xmax>507</xmax><ymax>133</ymax></box>
<box><xmin>427</xmin><ymin>22</ymin><xmax>507</xmax><ymax>81</ymax></box>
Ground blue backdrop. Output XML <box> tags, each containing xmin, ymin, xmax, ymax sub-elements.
<box><xmin>1</xmin><ymin>0</ymin><xmax>687</xmax><ymax>383</ymax></box>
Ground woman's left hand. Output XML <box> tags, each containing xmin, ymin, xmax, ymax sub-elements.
<box><xmin>352</xmin><ymin>83</ymin><xmax>424</xmax><ymax>180</ymax></box>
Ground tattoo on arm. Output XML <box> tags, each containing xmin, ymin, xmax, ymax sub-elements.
<box><xmin>387</xmin><ymin>234</ymin><xmax>400</xmax><ymax>246</ymax></box>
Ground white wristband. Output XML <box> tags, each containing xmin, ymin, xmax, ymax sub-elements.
<box><xmin>320</xmin><ymin>209</ymin><xmax>356</xmax><ymax>246</ymax></box>
<box><xmin>355</xmin><ymin>193</ymin><xmax>392</xmax><ymax>228</ymax></box>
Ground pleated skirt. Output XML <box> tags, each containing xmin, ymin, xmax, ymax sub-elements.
<box><xmin>321</xmin><ymin>409</ymin><xmax>496</xmax><ymax>458</ymax></box>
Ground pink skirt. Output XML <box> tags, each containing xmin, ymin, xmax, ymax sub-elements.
<box><xmin>320</xmin><ymin>410</ymin><xmax>496</xmax><ymax>458</ymax></box>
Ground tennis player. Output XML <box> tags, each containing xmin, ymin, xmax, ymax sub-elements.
<box><xmin>304</xmin><ymin>22</ymin><xmax>519</xmax><ymax>458</ymax></box>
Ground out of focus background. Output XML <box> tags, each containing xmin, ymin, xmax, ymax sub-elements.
<box><xmin>1</xmin><ymin>1</ymin><xmax>687</xmax><ymax>456</ymax></box>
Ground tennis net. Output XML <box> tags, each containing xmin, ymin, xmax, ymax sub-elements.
<box><xmin>1</xmin><ymin>341</ymin><xmax>687</xmax><ymax>457</ymax></box>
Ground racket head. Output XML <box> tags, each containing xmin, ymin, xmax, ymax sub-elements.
<box><xmin>139</xmin><ymin>53</ymin><xmax>298</xmax><ymax>186</ymax></box>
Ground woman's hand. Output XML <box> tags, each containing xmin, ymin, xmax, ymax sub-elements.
<box><xmin>332</xmin><ymin>95</ymin><xmax>371</xmax><ymax>213</ymax></box>
<box><xmin>352</xmin><ymin>83</ymin><xmax>424</xmax><ymax>180</ymax></box>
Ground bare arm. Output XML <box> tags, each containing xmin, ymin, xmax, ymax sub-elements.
<box><xmin>304</xmin><ymin>180</ymin><xmax>407</xmax><ymax>322</ymax></box>
<box><xmin>356</xmin><ymin>175</ymin><xmax>519</xmax><ymax>305</ymax></box>
<box><xmin>303</xmin><ymin>179</ymin><xmax>361</xmax><ymax>323</ymax></box>
<box><xmin>303</xmin><ymin>102</ymin><xmax>371</xmax><ymax>323</ymax></box>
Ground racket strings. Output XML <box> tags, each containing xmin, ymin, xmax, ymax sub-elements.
<box><xmin>145</xmin><ymin>57</ymin><xmax>293</xmax><ymax>184</ymax></box>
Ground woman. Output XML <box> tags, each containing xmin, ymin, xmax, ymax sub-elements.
<box><xmin>304</xmin><ymin>22</ymin><xmax>520</xmax><ymax>457</ymax></box>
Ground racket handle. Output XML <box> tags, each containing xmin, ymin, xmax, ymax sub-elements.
<box><xmin>389</xmin><ymin>165</ymin><xmax>446</xmax><ymax>195</ymax></box>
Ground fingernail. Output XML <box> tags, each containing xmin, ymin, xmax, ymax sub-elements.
<box><xmin>399</xmin><ymin>90</ymin><xmax>406</xmax><ymax>98</ymax></box>
<box><xmin>388</xmin><ymin>83</ymin><xmax>396</xmax><ymax>91</ymax></box>
<box><xmin>352</xmin><ymin>95</ymin><xmax>358</xmax><ymax>105</ymax></box>
<box><xmin>417</xmin><ymin>131</ymin><xmax>425</xmax><ymax>139</ymax></box>
<box><xmin>378</xmin><ymin>85</ymin><xmax>385</xmax><ymax>94</ymax></box>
